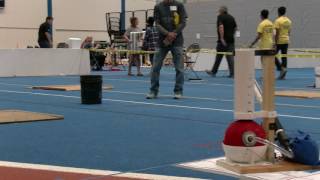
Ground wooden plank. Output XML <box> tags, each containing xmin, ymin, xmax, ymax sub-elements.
<box><xmin>0</xmin><ymin>110</ymin><xmax>63</xmax><ymax>124</ymax></box>
<box><xmin>261</xmin><ymin>56</ymin><xmax>276</xmax><ymax>162</ymax></box>
<box><xmin>275</xmin><ymin>90</ymin><xmax>320</xmax><ymax>98</ymax></box>
<box><xmin>217</xmin><ymin>159</ymin><xmax>320</xmax><ymax>174</ymax></box>
<box><xmin>32</xmin><ymin>85</ymin><xmax>113</xmax><ymax>91</ymax></box>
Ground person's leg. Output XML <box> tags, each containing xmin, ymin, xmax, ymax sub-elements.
<box><xmin>275</xmin><ymin>45</ymin><xmax>282</xmax><ymax>71</ymax></box>
<box><xmin>94</xmin><ymin>54</ymin><xmax>105</xmax><ymax>70</ymax></box>
<box><xmin>135</xmin><ymin>55</ymin><xmax>143</xmax><ymax>76</ymax></box>
<box><xmin>38</xmin><ymin>41</ymin><xmax>50</xmax><ymax>48</ymax></box>
<box><xmin>208</xmin><ymin>43</ymin><xmax>224</xmax><ymax>76</ymax></box>
<box><xmin>226</xmin><ymin>43</ymin><xmax>235</xmax><ymax>77</ymax></box>
<box><xmin>171</xmin><ymin>46</ymin><xmax>184</xmax><ymax>95</ymax></box>
<box><xmin>128</xmin><ymin>55</ymin><xmax>133</xmax><ymax>76</ymax></box>
<box><xmin>89</xmin><ymin>52</ymin><xmax>96</xmax><ymax>69</ymax></box>
<box><xmin>281</xmin><ymin>44</ymin><xmax>288</xmax><ymax>68</ymax></box>
<box><xmin>98</xmin><ymin>55</ymin><xmax>106</xmax><ymax>70</ymax></box>
<box><xmin>149</xmin><ymin>54</ymin><xmax>154</xmax><ymax>66</ymax></box>
<box><xmin>149</xmin><ymin>47</ymin><xmax>169</xmax><ymax>95</ymax></box>
<box><xmin>278</xmin><ymin>44</ymin><xmax>289</xmax><ymax>80</ymax></box>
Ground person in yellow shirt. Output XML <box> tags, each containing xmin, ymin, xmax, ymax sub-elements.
<box><xmin>249</xmin><ymin>9</ymin><xmax>274</xmax><ymax>50</ymax></box>
<box><xmin>274</xmin><ymin>6</ymin><xmax>292</xmax><ymax>80</ymax></box>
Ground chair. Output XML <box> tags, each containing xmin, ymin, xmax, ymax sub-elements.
<box><xmin>184</xmin><ymin>43</ymin><xmax>202</xmax><ymax>80</ymax></box>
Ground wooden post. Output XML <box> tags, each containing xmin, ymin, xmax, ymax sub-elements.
<box><xmin>261</xmin><ymin>53</ymin><xmax>276</xmax><ymax>162</ymax></box>
<box><xmin>234</xmin><ymin>49</ymin><xmax>255</xmax><ymax>119</ymax></box>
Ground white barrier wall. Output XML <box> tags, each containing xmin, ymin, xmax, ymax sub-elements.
<box><xmin>0</xmin><ymin>49</ymin><xmax>90</xmax><ymax>77</ymax></box>
<box><xmin>193</xmin><ymin>49</ymin><xmax>320</xmax><ymax>71</ymax></box>
<box><xmin>0</xmin><ymin>0</ymin><xmax>46</xmax><ymax>48</ymax></box>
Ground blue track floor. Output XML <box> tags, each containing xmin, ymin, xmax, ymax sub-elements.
<box><xmin>0</xmin><ymin>67</ymin><xmax>319</xmax><ymax>179</ymax></box>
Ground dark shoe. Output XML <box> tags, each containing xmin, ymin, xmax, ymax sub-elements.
<box><xmin>173</xmin><ymin>92</ymin><xmax>183</xmax><ymax>99</ymax></box>
<box><xmin>137</xmin><ymin>73</ymin><xmax>144</xmax><ymax>76</ymax></box>
<box><xmin>205</xmin><ymin>70</ymin><xmax>216</xmax><ymax>77</ymax></box>
<box><xmin>128</xmin><ymin>73</ymin><xmax>134</xmax><ymax>76</ymax></box>
<box><xmin>278</xmin><ymin>68</ymin><xmax>287</xmax><ymax>80</ymax></box>
<box><xmin>228</xmin><ymin>74</ymin><xmax>234</xmax><ymax>78</ymax></box>
<box><xmin>146</xmin><ymin>92</ymin><xmax>158</xmax><ymax>99</ymax></box>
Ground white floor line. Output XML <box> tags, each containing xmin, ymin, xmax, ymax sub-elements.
<box><xmin>0</xmin><ymin>80</ymin><xmax>315</xmax><ymax>90</ymax></box>
<box><xmin>107</xmin><ymin>90</ymin><xmax>320</xmax><ymax>109</ymax></box>
<box><xmin>0</xmin><ymin>82</ymin><xmax>318</xmax><ymax>109</ymax></box>
<box><xmin>101</xmin><ymin>78</ymin><xmax>234</xmax><ymax>87</ymax></box>
<box><xmin>0</xmin><ymin>89</ymin><xmax>319</xmax><ymax>121</ymax></box>
<box><xmin>106</xmin><ymin>90</ymin><xmax>233</xmax><ymax>102</ymax></box>
<box><xmin>0</xmin><ymin>82</ymin><xmax>32</xmax><ymax>87</ymax></box>
<box><xmin>0</xmin><ymin>160</ymin><xmax>202</xmax><ymax>180</ymax></box>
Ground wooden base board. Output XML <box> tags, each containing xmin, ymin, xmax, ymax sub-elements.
<box><xmin>32</xmin><ymin>85</ymin><xmax>113</xmax><ymax>91</ymax></box>
<box><xmin>275</xmin><ymin>90</ymin><xmax>320</xmax><ymax>98</ymax></box>
<box><xmin>216</xmin><ymin>159</ymin><xmax>320</xmax><ymax>174</ymax></box>
<box><xmin>0</xmin><ymin>110</ymin><xmax>64</xmax><ymax>124</ymax></box>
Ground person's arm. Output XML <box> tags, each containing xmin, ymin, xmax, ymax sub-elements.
<box><xmin>45</xmin><ymin>32</ymin><xmax>53</xmax><ymax>47</ymax></box>
<box><xmin>249</xmin><ymin>33</ymin><xmax>262</xmax><ymax>48</ymax></box>
<box><xmin>173</xmin><ymin>3</ymin><xmax>187</xmax><ymax>35</ymax></box>
<box><xmin>123</xmin><ymin>30</ymin><xmax>131</xmax><ymax>42</ymax></box>
<box><xmin>275</xmin><ymin>28</ymin><xmax>279</xmax><ymax>45</ymax></box>
<box><xmin>288</xmin><ymin>21</ymin><xmax>292</xmax><ymax>36</ymax></box>
<box><xmin>219</xmin><ymin>24</ymin><xmax>227</xmax><ymax>46</ymax></box>
<box><xmin>274</xmin><ymin>20</ymin><xmax>280</xmax><ymax>45</ymax></box>
<box><xmin>81</xmin><ymin>41</ymin><xmax>86</xmax><ymax>49</ymax></box>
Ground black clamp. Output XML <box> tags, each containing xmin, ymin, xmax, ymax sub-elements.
<box><xmin>269</xmin><ymin>123</ymin><xmax>277</xmax><ymax>130</ymax></box>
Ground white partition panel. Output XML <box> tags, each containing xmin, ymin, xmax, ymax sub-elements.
<box><xmin>0</xmin><ymin>49</ymin><xmax>90</xmax><ymax>77</ymax></box>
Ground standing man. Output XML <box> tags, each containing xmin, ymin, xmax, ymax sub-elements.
<box><xmin>249</xmin><ymin>9</ymin><xmax>274</xmax><ymax>50</ymax></box>
<box><xmin>147</xmin><ymin>0</ymin><xmax>187</xmax><ymax>99</ymax></box>
<box><xmin>206</xmin><ymin>6</ymin><xmax>237</xmax><ymax>78</ymax></box>
<box><xmin>38</xmin><ymin>16</ymin><xmax>53</xmax><ymax>48</ymax></box>
<box><xmin>274</xmin><ymin>7</ymin><xmax>292</xmax><ymax>80</ymax></box>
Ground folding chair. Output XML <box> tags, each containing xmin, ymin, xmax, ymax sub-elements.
<box><xmin>184</xmin><ymin>43</ymin><xmax>202</xmax><ymax>80</ymax></box>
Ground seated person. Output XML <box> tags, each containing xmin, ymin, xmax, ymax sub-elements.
<box><xmin>81</xmin><ymin>36</ymin><xmax>106</xmax><ymax>71</ymax></box>
<box><xmin>56</xmin><ymin>42</ymin><xmax>69</xmax><ymax>48</ymax></box>
<box><xmin>93</xmin><ymin>42</ymin><xmax>107</xmax><ymax>71</ymax></box>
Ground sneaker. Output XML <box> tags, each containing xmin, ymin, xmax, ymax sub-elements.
<box><xmin>277</xmin><ymin>68</ymin><xmax>287</xmax><ymax>80</ymax></box>
<box><xmin>137</xmin><ymin>73</ymin><xmax>144</xmax><ymax>76</ymax></box>
<box><xmin>174</xmin><ymin>92</ymin><xmax>183</xmax><ymax>99</ymax></box>
<box><xmin>205</xmin><ymin>70</ymin><xmax>216</xmax><ymax>77</ymax></box>
<box><xmin>146</xmin><ymin>92</ymin><xmax>158</xmax><ymax>99</ymax></box>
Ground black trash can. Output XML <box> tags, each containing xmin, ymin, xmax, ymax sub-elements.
<box><xmin>80</xmin><ymin>75</ymin><xmax>102</xmax><ymax>104</ymax></box>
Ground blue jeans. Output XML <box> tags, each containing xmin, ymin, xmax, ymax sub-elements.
<box><xmin>150</xmin><ymin>46</ymin><xmax>184</xmax><ymax>93</ymax></box>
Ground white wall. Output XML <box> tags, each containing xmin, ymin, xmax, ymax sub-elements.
<box><xmin>0</xmin><ymin>0</ymin><xmax>46</xmax><ymax>48</ymax></box>
<box><xmin>0</xmin><ymin>0</ymin><xmax>156</xmax><ymax>48</ymax></box>
<box><xmin>184</xmin><ymin>0</ymin><xmax>320</xmax><ymax>48</ymax></box>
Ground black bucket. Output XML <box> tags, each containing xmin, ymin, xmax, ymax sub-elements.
<box><xmin>80</xmin><ymin>75</ymin><xmax>102</xmax><ymax>104</ymax></box>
